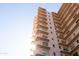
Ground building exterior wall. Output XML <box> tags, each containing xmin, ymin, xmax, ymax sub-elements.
<box><xmin>31</xmin><ymin>3</ymin><xmax>79</xmax><ymax>56</ymax></box>
<box><xmin>52</xmin><ymin>3</ymin><xmax>79</xmax><ymax>56</ymax></box>
<box><xmin>47</xmin><ymin>12</ymin><xmax>60</xmax><ymax>56</ymax></box>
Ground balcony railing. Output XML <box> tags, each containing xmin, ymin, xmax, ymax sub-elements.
<box><xmin>59</xmin><ymin>40</ymin><xmax>66</xmax><ymax>45</ymax></box>
<box><xmin>38</xmin><ymin>9</ymin><xmax>46</xmax><ymax>13</ymax></box>
<box><xmin>66</xmin><ymin>32</ymin><xmax>79</xmax><ymax>45</ymax></box>
<box><xmin>38</xmin><ymin>18</ymin><xmax>47</xmax><ymax>23</ymax></box>
<box><xmin>38</xmin><ymin>15</ymin><xmax>47</xmax><ymax>20</ymax></box>
<box><xmin>38</xmin><ymin>7</ymin><xmax>46</xmax><ymax>13</ymax></box>
<box><xmin>33</xmin><ymin>49</ymin><xmax>48</xmax><ymax>56</ymax></box>
<box><xmin>63</xmin><ymin>48</ymin><xmax>69</xmax><ymax>52</ymax></box>
<box><xmin>32</xmin><ymin>41</ymin><xmax>50</xmax><ymax>50</ymax></box>
<box><xmin>32</xmin><ymin>34</ymin><xmax>48</xmax><ymax>40</ymax></box>
<box><xmin>38</xmin><ymin>12</ymin><xmax>47</xmax><ymax>17</ymax></box>
<box><xmin>60</xmin><ymin>46</ymin><xmax>70</xmax><ymax>53</ymax></box>
<box><xmin>39</xmin><ymin>23</ymin><xmax>47</xmax><ymax>28</ymax></box>
<box><xmin>70</xmin><ymin>43</ymin><xmax>75</xmax><ymax>51</ymax></box>
<box><xmin>41</xmin><ymin>28</ymin><xmax>48</xmax><ymax>32</ymax></box>
<box><xmin>34</xmin><ymin>24</ymin><xmax>48</xmax><ymax>30</ymax></box>
<box><xmin>37</xmin><ymin>27</ymin><xmax>48</xmax><ymax>33</ymax></box>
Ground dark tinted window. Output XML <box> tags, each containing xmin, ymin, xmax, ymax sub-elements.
<box><xmin>73</xmin><ymin>52</ymin><xmax>78</xmax><ymax>56</ymax></box>
<box><xmin>53</xmin><ymin>44</ymin><xmax>55</xmax><ymax>47</ymax></box>
<box><xmin>53</xmin><ymin>52</ymin><xmax>56</xmax><ymax>56</ymax></box>
<box><xmin>77</xmin><ymin>40</ymin><xmax>79</xmax><ymax>43</ymax></box>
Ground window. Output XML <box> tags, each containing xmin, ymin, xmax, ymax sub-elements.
<box><xmin>63</xmin><ymin>48</ymin><xmax>68</xmax><ymax>51</ymax></box>
<box><xmin>53</xmin><ymin>44</ymin><xmax>55</xmax><ymax>47</ymax></box>
<box><xmin>61</xmin><ymin>54</ymin><xmax>63</xmax><ymax>56</ymax></box>
<box><xmin>56</xmin><ymin>33</ymin><xmax>57</xmax><ymax>35</ymax></box>
<box><xmin>50</xmin><ymin>27</ymin><xmax>52</xmax><ymax>29</ymax></box>
<box><xmin>77</xmin><ymin>40</ymin><xmax>79</xmax><ymax>43</ymax></box>
<box><xmin>70</xmin><ymin>43</ymin><xmax>75</xmax><ymax>50</ymax></box>
<box><xmin>51</xmin><ymin>31</ymin><xmax>52</xmax><ymax>34</ymax></box>
<box><xmin>73</xmin><ymin>33</ymin><xmax>76</xmax><ymax>36</ymax></box>
<box><xmin>76</xmin><ymin>19</ymin><xmax>79</xmax><ymax>23</ymax></box>
<box><xmin>49</xmin><ymin>19</ymin><xmax>50</xmax><ymax>21</ymax></box>
<box><xmin>73</xmin><ymin>52</ymin><xmax>78</xmax><ymax>56</ymax></box>
<box><xmin>73</xmin><ymin>14</ymin><xmax>77</xmax><ymax>18</ymax></box>
<box><xmin>48</xmin><ymin>13</ymin><xmax>50</xmax><ymax>14</ymax></box>
<box><xmin>53</xmin><ymin>52</ymin><xmax>56</xmax><ymax>56</ymax></box>
<box><xmin>62</xmin><ymin>40</ymin><xmax>66</xmax><ymax>44</ymax></box>
<box><xmin>42</xmin><ymin>51</ymin><xmax>48</xmax><ymax>56</ymax></box>
<box><xmin>43</xmin><ymin>42</ymin><xmax>48</xmax><ymax>46</ymax></box>
<box><xmin>42</xmin><ymin>17</ymin><xmax>46</xmax><ymax>20</ymax></box>
<box><xmin>50</xmin><ymin>23</ymin><xmax>51</xmax><ymax>24</ymax></box>
<box><xmin>52</xmin><ymin>38</ymin><xmax>54</xmax><ymax>40</ymax></box>
<box><xmin>66</xmin><ymin>30</ymin><xmax>70</xmax><ymax>34</ymax></box>
<box><xmin>59</xmin><ymin>46</ymin><xmax>61</xmax><ymax>49</ymax></box>
<box><xmin>42</xmin><ymin>35</ymin><xmax>48</xmax><ymax>38</ymax></box>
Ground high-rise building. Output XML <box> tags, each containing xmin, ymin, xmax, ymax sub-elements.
<box><xmin>31</xmin><ymin>3</ymin><xmax>79</xmax><ymax>56</ymax></box>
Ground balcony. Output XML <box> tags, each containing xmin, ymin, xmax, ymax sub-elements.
<box><xmin>32</xmin><ymin>41</ymin><xmax>50</xmax><ymax>50</ymax></box>
<box><xmin>65</xmin><ymin>22</ymin><xmax>79</xmax><ymax>40</ymax></box>
<box><xmin>32</xmin><ymin>34</ymin><xmax>49</xmax><ymax>41</ymax></box>
<box><xmin>60</xmin><ymin>46</ymin><xmax>70</xmax><ymax>55</ymax></box>
<box><xmin>69</xmin><ymin>36</ymin><xmax>79</xmax><ymax>51</ymax></box>
<box><xmin>39</xmin><ymin>28</ymin><xmax>48</xmax><ymax>33</ymax></box>
<box><xmin>38</xmin><ymin>7</ymin><xmax>46</xmax><ymax>13</ymax></box>
<box><xmin>59</xmin><ymin>33</ymin><xmax>79</xmax><ymax>48</ymax></box>
<box><xmin>33</xmin><ymin>25</ymin><xmax>48</xmax><ymax>34</ymax></box>
<box><xmin>64</xmin><ymin>15</ymin><xmax>79</xmax><ymax>37</ymax></box>
<box><xmin>38</xmin><ymin>15</ymin><xmax>47</xmax><ymax>21</ymax></box>
<box><xmin>66</xmin><ymin>32</ymin><xmax>79</xmax><ymax>45</ymax></box>
<box><xmin>38</xmin><ymin>13</ymin><xmax>46</xmax><ymax>18</ymax></box>
<box><xmin>59</xmin><ymin>40</ymin><xmax>66</xmax><ymax>46</ymax></box>
<box><xmin>38</xmin><ymin>19</ymin><xmax>47</xmax><ymax>24</ymax></box>
<box><xmin>34</xmin><ymin>24</ymin><xmax>48</xmax><ymax>31</ymax></box>
<box><xmin>70</xmin><ymin>43</ymin><xmax>76</xmax><ymax>51</ymax></box>
<box><xmin>54</xmin><ymin>20</ymin><xmax>60</xmax><ymax>25</ymax></box>
<box><xmin>38</xmin><ymin>22</ymin><xmax>47</xmax><ymax>28</ymax></box>
<box><xmin>38</xmin><ymin>9</ymin><xmax>46</xmax><ymax>14</ymax></box>
<box><xmin>33</xmin><ymin>19</ymin><xmax>47</xmax><ymax>26</ymax></box>
<box><xmin>63</xmin><ymin>48</ymin><xmax>69</xmax><ymax>52</ymax></box>
<box><xmin>34</xmin><ymin>50</ymin><xmax>49</xmax><ymax>56</ymax></box>
<box><xmin>38</xmin><ymin>12</ymin><xmax>47</xmax><ymax>17</ymax></box>
<box><xmin>34</xmin><ymin>24</ymin><xmax>48</xmax><ymax>30</ymax></box>
<box><xmin>60</xmin><ymin>50</ymin><xmax>70</xmax><ymax>55</ymax></box>
<box><xmin>60</xmin><ymin>45</ymin><xmax>79</xmax><ymax>55</ymax></box>
<box><xmin>57</xmin><ymin>35</ymin><xmax>65</xmax><ymax>39</ymax></box>
<box><xmin>35</xmin><ymin>29</ymin><xmax>48</xmax><ymax>35</ymax></box>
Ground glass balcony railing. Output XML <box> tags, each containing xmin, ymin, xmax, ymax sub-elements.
<box><xmin>41</xmin><ymin>28</ymin><xmax>48</xmax><ymax>32</ymax></box>
<box><xmin>33</xmin><ymin>49</ymin><xmax>48</xmax><ymax>56</ymax></box>
<box><xmin>41</xmin><ymin>51</ymin><xmax>48</xmax><ymax>56</ymax></box>
<box><xmin>32</xmin><ymin>34</ymin><xmax>48</xmax><ymax>40</ymax></box>
<box><xmin>32</xmin><ymin>40</ymin><xmax>49</xmax><ymax>48</ymax></box>
<box><xmin>63</xmin><ymin>48</ymin><xmax>69</xmax><ymax>51</ymax></box>
<box><xmin>60</xmin><ymin>46</ymin><xmax>69</xmax><ymax>52</ymax></box>
<box><xmin>31</xmin><ymin>41</ymin><xmax>50</xmax><ymax>50</ymax></box>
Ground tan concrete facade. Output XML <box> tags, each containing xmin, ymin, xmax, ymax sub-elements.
<box><xmin>52</xmin><ymin>3</ymin><xmax>79</xmax><ymax>56</ymax></box>
<box><xmin>31</xmin><ymin>3</ymin><xmax>79</xmax><ymax>56</ymax></box>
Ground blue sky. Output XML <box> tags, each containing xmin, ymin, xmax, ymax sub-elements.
<box><xmin>0</xmin><ymin>3</ymin><xmax>62</xmax><ymax>56</ymax></box>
